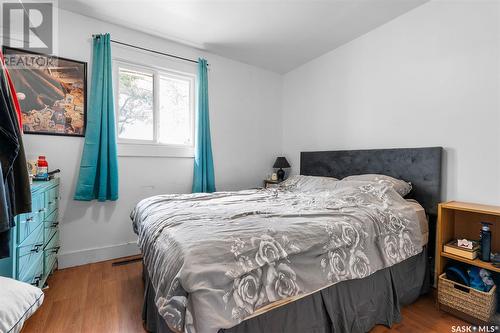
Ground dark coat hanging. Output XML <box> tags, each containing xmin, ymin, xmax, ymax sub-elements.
<box><xmin>0</xmin><ymin>58</ymin><xmax>32</xmax><ymax>258</ymax></box>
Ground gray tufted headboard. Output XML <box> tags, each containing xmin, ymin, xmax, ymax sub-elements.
<box><xmin>300</xmin><ymin>147</ymin><xmax>443</xmax><ymax>215</ymax></box>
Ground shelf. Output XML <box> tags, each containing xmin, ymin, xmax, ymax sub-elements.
<box><xmin>440</xmin><ymin>201</ymin><xmax>500</xmax><ymax>217</ymax></box>
<box><xmin>441</xmin><ymin>252</ymin><xmax>500</xmax><ymax>273</ymax></box>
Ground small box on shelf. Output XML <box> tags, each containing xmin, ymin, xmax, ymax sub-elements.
<box><xmin>443</xmin><ymin>239</ymin><xmax>480</xmax><ymax>260</ymax></box>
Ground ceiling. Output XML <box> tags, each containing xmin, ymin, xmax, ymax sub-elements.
<box><xmin>59</xmin><ymin>0</ymin><xmax>428</xmax><ymax>73</ymax></box>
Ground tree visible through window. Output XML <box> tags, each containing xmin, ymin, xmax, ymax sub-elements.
<box><xmin>118</xmin><ymin>69</ymin><xmax>154</xmax><ymax>140</ymax></box>
<box><xmin>116</xmin><ymin>63</ymin><xmax>194</xmax><ymax>146</ymax></box>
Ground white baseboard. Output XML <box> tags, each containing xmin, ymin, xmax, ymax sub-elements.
<box><xmin>57</xmin><ymin>242</ymin><xmax>141</xmax><ymax>269</ymax></box>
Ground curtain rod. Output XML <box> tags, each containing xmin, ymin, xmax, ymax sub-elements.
<box><xmin>92</xmin><ymin>34</ymin><xmax>202</xmax><ymax>65</ymax></box>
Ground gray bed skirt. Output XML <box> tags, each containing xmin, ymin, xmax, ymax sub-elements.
<box><xmin>142</xmin><ymin>246</ymin><xmax>429</xmax><ymax>333</ymax></box>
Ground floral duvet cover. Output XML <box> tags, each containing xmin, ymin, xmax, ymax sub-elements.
<box><xmin>131</xmin><ymin>180</ymin><xmax>423</xmax><ymax>333</ymax></box>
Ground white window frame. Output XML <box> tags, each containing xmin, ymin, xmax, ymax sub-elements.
<box><xmin>113</xmin><ymin>59</ymin><xmax>196</xmax><ymax>158</ymax></box>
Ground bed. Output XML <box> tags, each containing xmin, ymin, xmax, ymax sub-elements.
<box><xmin>133</xmin><ymin>147</ymin><xmax>443</xmax><ymax>333</ymax></box>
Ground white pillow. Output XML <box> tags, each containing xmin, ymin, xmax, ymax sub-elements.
<box><xmin>280</xmin><ymin>175</ymin><xmax>339</xmax><ymax>192</ymax></box>
<box><xmin>342</xmin><ymin>174</ymin><xmax>412</xmax><ymax>197</ymax></box>
<box><xmin>0</xmin><ymin>276</ymin><xmax>44</xmax><ymax>333</ymax></box>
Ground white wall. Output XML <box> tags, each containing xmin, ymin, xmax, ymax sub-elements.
<box><xmin>282</xmin><ymin>0</ymin><xmax>500</xmax><ymax>205</ymax></box>
<box><xmin>22</xmin><ymin>9</ymin><xmax>282</xmax><ymax>267</ymax></box>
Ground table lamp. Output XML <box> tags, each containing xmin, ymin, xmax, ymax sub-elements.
<box><xmin>273</xmin><ymin>157</ymin><xmax>290</xmax><ymax>181</ymax></box>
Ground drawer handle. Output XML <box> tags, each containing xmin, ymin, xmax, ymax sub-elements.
<box><xmin>26</xmin><ymin>217</ymin><xmax>33</xmax><ymax>222</ymax></box>
<box><xmin>51</xmin><ymin>246</ymin><xmax>61</xmax><ymax>254</ymax></box>
<box><xmin>51</xmin><ymin>222</ymin><xmax>59</xmax><ymax>228</ymax></box>
<box><xmin>31</xmin><ymin>274</ymin><xmax>42</xmax><ymax>286</ymax></box>
<box><xmin>30</xmin><ymin>243</ymin><xmax>43</xmax><ymax>253</ymax></box>
<box><xmin>38</xmin><ymin>208</ymin><xmax>46</xmax><ymax>213</ymax></box>
<box><xmin>49</xmin><ymin>199</ymin><xmax>59</xmax><ymax>205</ymax></box>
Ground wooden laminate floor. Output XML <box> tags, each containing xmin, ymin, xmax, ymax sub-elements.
<box><xmin>22</xmin><ymin>256</ymin><xmax>468</xmax><ymax>333</ymax></box>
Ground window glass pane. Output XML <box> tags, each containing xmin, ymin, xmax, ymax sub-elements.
<box><xmin>117</xmin><ymin>68</ymin><xmax>154</xmax><ymax>141</ymax></box>
<box><xmin>159</xmin><ymin>75</ymin><xmax>192</xmax><ymax>145</ymax></box>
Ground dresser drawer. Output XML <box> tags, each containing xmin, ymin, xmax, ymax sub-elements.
<box><xmin>17</xmin><ymin>223</ymin><xmax>44</xmax><ymax>257</ymax></box>
<box><xmin>17</xmin><ymin>193</ymin><xmax>44</xmax><ymax>243</ymax></box>
<box><xmin>17</xmin><ymin>226</ymin><xmax>44</xmax><ymax>280</ymax></box>
<box><xmin>44</xmin><ymin>230</ymin><xmax>60</xmax><ymax>251</ymax></box>
<box><xmin>44</xmin><ymin>209</ymin><xmax>59</xmax><ymax>242</ymax></box>
<box><xmin>24</xmin><ymin>254</ymin><xmax>43</xmax><ymax>287</ymax></box>
<box><xmin>44</xmin><ymin>185</ymin><xmax>59</xmax><ymax>217</ymax></box>
<box><xmin>17</xmin><ymin>248</ymin><xmax>43</xmax><ymax>286</ymax></box>
<box><xmin>44</xmin><ymin>232</ymin><xmax>60</xmax><ymax>277</ymax></box>
<box><xmin>1</xmin><ymin>179</ymin><xmax>60</xmax><ymax>284</ymax></box>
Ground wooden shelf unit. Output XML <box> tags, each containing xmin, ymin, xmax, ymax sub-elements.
<box><xmin>441</xmin><ymin>252</ymin><xmax>500</xmax><ymax>273</ymax></box>
<box><xmin>436</xmin><ymin>201</ymin><xmax>500</xmax><ymax>278</ymax></box>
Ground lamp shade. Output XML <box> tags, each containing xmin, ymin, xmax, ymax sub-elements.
<box><xmin>273</xmin><ymin>157</ymin><xmax>290</xmax><ymax>169</ymax></box>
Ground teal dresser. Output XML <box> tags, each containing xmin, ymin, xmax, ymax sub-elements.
<box><xmin>0</xmin><ymin>178</ymin><xmax>60</xmax><ymax>288</ymax></box>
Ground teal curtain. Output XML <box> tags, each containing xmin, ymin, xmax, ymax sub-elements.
<box><xmin>74</xmin><ymin>33</ymin><xmax>118</xmax><ymax>201</ymax></box>
<box><xmin>192</xmin><ymin>58</ymin><xmax>215</xmax><ymax>193</ymax></box>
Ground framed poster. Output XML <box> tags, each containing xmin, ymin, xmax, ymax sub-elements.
<box><xmin>3</xmin><ymin>46</ymin><xmax>87</xmax><ymax>137</ymax></box>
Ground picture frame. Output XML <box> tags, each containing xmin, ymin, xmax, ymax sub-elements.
<box><xmin>2</xmin><ymin>46</ymin><xmax>87</xmax><ymax>137</ymax></box>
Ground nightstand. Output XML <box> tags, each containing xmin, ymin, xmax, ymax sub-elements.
<box><xmin>436</xmin><ymin>201</ymin><xmax>500</xmax><ymax>279</ymax></box>
<box><xmin>436</xmin><ymin>201</ymin><xmax>500</xmax><ymax>323</ymax></box>
<box><xmin>263</xmin><ymin>179</ymin><xmax>282</xmax><ymax>188</ymax></box>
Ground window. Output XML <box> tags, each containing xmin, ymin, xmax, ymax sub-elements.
<box><xmin>117</xmin><ymin>68</ymin><xmax>154</xmax><ymax>141</ymax></box>
<box><xmin>115</xmin><ymin>61</ymin><xmax>195</xmax><ymax>157</ymax></box>
<box><xmin>158</xmin><ymin>75</ymin><xmax>192</xmax><ymax>145</ymax></box>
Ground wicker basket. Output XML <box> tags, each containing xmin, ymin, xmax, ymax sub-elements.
<box><xmin>438</xmin><ymin>273</ymin><xmax>497</xmax><ymax>323</ymax></box>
